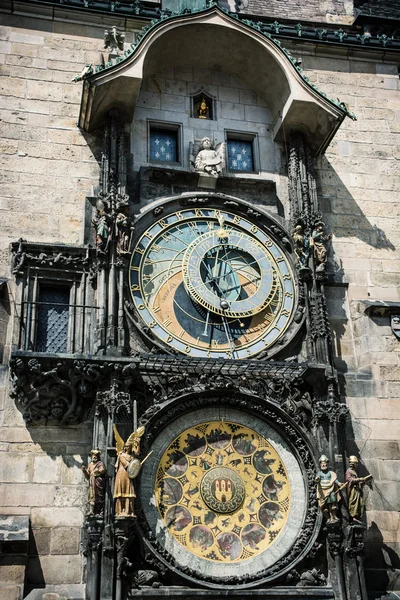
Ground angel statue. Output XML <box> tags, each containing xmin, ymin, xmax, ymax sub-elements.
<box><xmin>113</xmin><ymin>425</ymin><xmax>146</xmax><ymax>518</ymax></box>
<box><xmin>193</xmin><ymin>137</ymin><xmax>226</xmax><ymax>177</ymax></box>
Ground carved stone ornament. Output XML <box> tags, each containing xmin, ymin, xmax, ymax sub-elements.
<box><xmin>12</xmin><ymin>239</ymin><xmax>92</xmax><ymax>274</ymax></box>
<box><xmin>391</xmin><ymin>314</ymin><xmax>400</xmax><ymax>340</ymax></box>
<box><xmin>85</xmin><ymin>517</ymin><xmax>104</xmax><ymax>551</ymax></box>
<box><xmin>192</xmin><ymin>137</ymin><xmax>226</xmax><ymax>176</ymax></box>
<box><xmin>9</xmin><ymin>356</ymin><xmax>140</xmax><ymax>425</ymax></box>
<box><xmin>104</xmin><ymin>26</ymin><xmax>125</xmax><ymax>55</ymax></box>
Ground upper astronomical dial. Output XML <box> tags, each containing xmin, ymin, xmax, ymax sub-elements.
<box><xmin>129</xmin><ymin>207</ymin><xmax>296</xmax><ymax>359</ymax></box>
<box><xmin>182</xmin><ymin>227</ymin><xmax>277</xmax><ymax>319</ymax></box>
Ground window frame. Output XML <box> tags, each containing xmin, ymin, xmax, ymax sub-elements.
<box><xmin>147</xmin><ymin>120</ymin><xmax>182</xmax><ymax>166</ymax></box>
<box><xmin>225</xmin><ymin>130</ymin><xmax>259</xmax><ymax>174</ymax></box>
<box><xmin>34</xmin><ymin>282</ymin><xmax>72</xmax><ymax>354</ymax></box>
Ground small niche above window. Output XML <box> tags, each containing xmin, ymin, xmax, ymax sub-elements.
<box><xmin>191</xmin><ymin>90</ymin><xmax>215</xmax><ymax>120</ymax></box>
<box><xmin>149</xmin><ymin>123</ymin><xmax>180</xmax><ymax>164</ymax></box>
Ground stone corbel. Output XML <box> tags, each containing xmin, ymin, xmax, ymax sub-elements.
<box><xmin>9</xmin><ymin>354</ymin><xmax>140</xmax><ymax>425</ymax></box>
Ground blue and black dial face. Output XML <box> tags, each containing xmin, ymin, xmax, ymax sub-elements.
<box><xmin>129</xmin><ymin>208</ymin><xmax>296</xmax><ymax>359</ymax></box>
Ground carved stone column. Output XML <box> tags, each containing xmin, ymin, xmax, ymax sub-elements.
<box><xmin>92</xmin><ymin>109</ymin><xmax>131</xmax><ymax>356</ymax></box>
<box><xmin>326</xmin><ymin>523</ymin><xmax>346</xmax><ymax>600</ymax></box>
<box><xmin>86</xmin><ymin>517</ymin><xmax>104</xmax><ymax>600</ymax></box>
<box><xmin>344</xmin><ymin>523</ymin><xmax>368</xmax><ymax>600</ymax></box>
<box><xmin>115</xmin><ymin>519</ymin><xmax>135</xmax><ymax>600</ymax></box>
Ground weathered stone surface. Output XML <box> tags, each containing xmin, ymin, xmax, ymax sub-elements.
<box><xmin>30</xmin><ymin>508</ymin><xmax>83</xmax><ymax>528</ymax></box>
<box><xmin>32</xmin><ymin>456</ymin><xmax>61</xmax><ymax>484</ymax></box>
<box><xmin>0</xmin><ymin>516</ymin><xmax>29</xmax><ymax>542</ymax></box>
<box><xmin>0</xmin><ymin>558</ymin><xmax>25</xmax><ymax>584</ymax></box>
<box><xmin>0</xmin><ymin>454</ymin><xmax>32</xmax><ymax>483</ymax></box>
<box><xmin>49</xmin><ymin>528</ymin><xmax>79</xmax><ymax>555</ymax></box>
<box><xmin>0</xmin><ymin>584</ymin><xmax>22</xmax><ymax>600</ymax></box>
<box><xmin>27</xmin><ymin>555</ymin><xmax>82</xmax><ymax>585</ymax></box>
<box><xmin>30</xmin><ymin>528</ymin><xmax>50</xmax><ymax>555</ymax></box>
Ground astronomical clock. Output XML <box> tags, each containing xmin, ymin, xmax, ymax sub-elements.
<box><xmin>129</xmin><ymin>196</ymin><xmax>301</xmax><ymax>360</ymax></box>
<box><xmin>122</xmin><ymin>195</ymin><xmax>319</xmax><ymax>591</ymax></box>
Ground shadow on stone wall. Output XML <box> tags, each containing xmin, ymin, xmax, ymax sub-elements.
<box><xmin>344</xmin><ymin>420</ymin><xmax>400</xmax><ymax>598</ymax></box>
<box><xmin>315</xmin><ymin>155</ymin><xmax>395</xmax><ymax>251</ymax></box>
<box><xmin>365</xmin><ymin>522</ymin><xmax>400</xmax><ymax>597</ymax></box>
<box><xmin>26</xmin><ymin>522</ymin><xmax>45</xmax><ymax>592</ymax></box>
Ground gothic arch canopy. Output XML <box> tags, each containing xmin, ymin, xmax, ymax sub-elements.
<box><xmin>78</xmin><ymin>7</ymin><xmax>348</xmax><ymax>153</ymax></box>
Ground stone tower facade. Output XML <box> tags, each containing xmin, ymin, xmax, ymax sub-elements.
<box><xmin>0</xmin><ymin>1</ymin><xmax>399</xmax><ymax>599</ymax></box>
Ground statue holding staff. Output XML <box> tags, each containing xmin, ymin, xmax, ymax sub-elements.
<box><xmin>82</xmin><ymin>449</ymin><xmax>106</xmax><ymax>517</ymax></box>
<box><xmin>346</xmin><ymin>455</ymin><xmax>372</xmax><ymax>523</ymax></box>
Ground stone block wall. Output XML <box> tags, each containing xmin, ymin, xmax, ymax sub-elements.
<box><xmin>0</xmin><ymin>13</ymin><xmax>132</xmax><ymax>274</ymax></box>
<box><xmin>133</xmin><ymin>68</ymin><xmax>278</xmax><ymax>179</ymax></box>
<box><xmin>298</xmin><ymin>48</ymin><xmax>400</xmax><ymax>592</ymax></box>
<box><xmin>0</xmin><ymin>11</ymin><xmax>111</xmax><ymax>593</ymax></box>
<box><xmin>0</xmin><ymin>3</ymin><xmax>400</xmax><ymax>597</ymax></box>
<box><xmin>226</xmin><ymin>0</ymin><xmax>354</xmax><ymax>24</ymax></box>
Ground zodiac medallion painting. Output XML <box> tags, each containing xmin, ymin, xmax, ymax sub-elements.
<box><xmin>155</xmin><ymin>421</ymin><xmax>290</xmax><ymax>563</ymax></box>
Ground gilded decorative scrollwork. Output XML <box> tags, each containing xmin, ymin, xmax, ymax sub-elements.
<box><xmin>155</xmin><ymin>421</ymin><xmax>290</xmax><ymax>563</ymax></box>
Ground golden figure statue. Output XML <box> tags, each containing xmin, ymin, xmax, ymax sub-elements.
<box><xmin>113</xmin><ymin>425</ymin><xmax>145</xmax><ymax>518</ymax></box>
<box><xmin>346</xmin><ymin>455</ymin><xmax>372</xmax><ymax>523</ymax></box>
<box><xmin>197</xmin><ymin>97</ymin><xmax>209</xmax><ymax>119</ymax></box>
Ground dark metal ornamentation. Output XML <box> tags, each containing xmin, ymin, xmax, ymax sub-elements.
<box><xmin>136</xmin><ymin>393</ymin><xmax>320</xmax><ymax>587</ymax></box>
<box><xmin>95</xmin><ymin>381</ymin><xmax>131</xmax><ymax>417</ymax></box>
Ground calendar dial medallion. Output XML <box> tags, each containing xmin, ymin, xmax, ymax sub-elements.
<box><xmin>129</xmin><ymin>207</ymin><xmax>296</xmax><ymax>359</ymax></box>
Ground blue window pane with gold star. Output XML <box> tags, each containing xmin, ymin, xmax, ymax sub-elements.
<box><xmin>227</xmin><ymin>140</ymin><xmax>254</xmax><ymax>172</ymax></box>
<box><xmin>150</xmin><ymin>129</ymin><xmax>178</xmax><ymax>162</ymax></box>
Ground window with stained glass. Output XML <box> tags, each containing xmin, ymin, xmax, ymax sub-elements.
<box><xmin>227</xmin><ymin>139</ymin><xmax>254</xmax><ymax>172</ymax></box>
<box><xmin>36</xmin><ymin>286</ymin><xmax>70</xmax><ymax>353</ymax></box>
<box><xmin>149</xmin><ymin>128</ymin><xmax>178</xmax><ymax>162</ymax></box>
